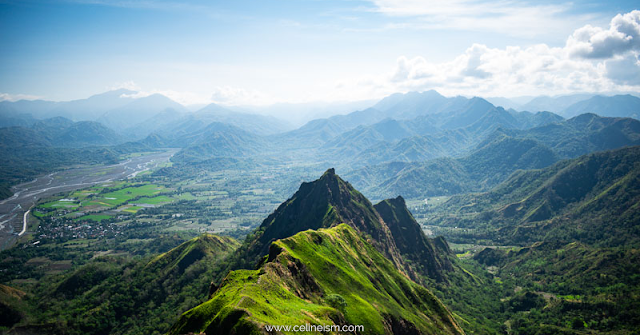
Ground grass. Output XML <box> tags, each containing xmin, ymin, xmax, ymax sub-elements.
<box><xmin>99</xmin><ymin>184</ymin><xmax>166</xmax><ymax>206</ymax></box>
<box><xmin>170</xmin><ymin>225</ymin><xmax>462</xmax><ymax>335</ymax></box>
<box><xmin>133</xmin><ymin>195</ymin><xmax>173</xmax><ymax>205</ymax></box>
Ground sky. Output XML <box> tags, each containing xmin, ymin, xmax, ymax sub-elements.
<box><xmin>0</xmin><ymin>0</ymin><xmax>639</xmax><ymax>105</ymax></box>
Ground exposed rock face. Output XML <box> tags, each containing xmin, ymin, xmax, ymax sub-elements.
<box><xmin>375</xmin><ymin>196</ymin><xmax>454</xmax><ymax>282</ymax></box>
<box><xmin>170</xmin><ymin>225</ymin><xmax>465</xmax><ymax>335</ymax></box>
<box><xmin>239</xmin><ymin>168</ymin><xmax>409</xmax><ymax>277</ymax></box>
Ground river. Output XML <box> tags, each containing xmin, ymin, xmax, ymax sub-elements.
<box><xmin>0</xmin><ymin>149</ymin><xmax>177</xmax><ymax>250</ymax></box>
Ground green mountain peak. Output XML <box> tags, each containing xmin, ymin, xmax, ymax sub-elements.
<box><xmin>170</xmin><ymin>224</ymin><xmax>464</xmax><ymax>335</ymax></box>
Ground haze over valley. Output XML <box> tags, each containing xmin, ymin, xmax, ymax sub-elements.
<box><xmin>1</xmin><ymin>1</ymin><xmax>640</xmax><ymax>335</ymax></box>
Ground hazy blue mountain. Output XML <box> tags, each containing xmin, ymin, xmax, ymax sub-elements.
<box><xmin>354</xmin><ymin>157</ymin><xmax>471</xmax><ymax>200</ymax></box>
<box><xmin>322</xmin><ymin>118</ymin><xmax>415</xmax><ymax>153</ymax></box>
<box><xmin>503</xmin><ymin>113</ymin><xmax>640</xmax><ymax>158</ymax></box>
<box><xmin>312</xmin><ymin>90</ymin><xmax>469</xmax><ymax>133</ymax></box>
<box><xmin>171</xmin><ymin>122</ymin><xmax>267</xmax><ymax>163</ymax></box>
<box><xmin>30</xmin><ymin>116</ymin><xmax>76</xmax><ymax>136</ymax></box>
<box><xmin>520</xmin><ymin>93</ymin><xmax>594</xmax><ymax>113</ymax></box>
<box><xmin>97</xmin><ymin>93</ymin><xmax>187</xmax><ymax>130</ymax></box>
<box><xmin>122</xmin><ymin>108</ymin><xmax>185</xmax><ymax>139</ymax></box>
<box><xmin>438</xmin><ymin>145</ymin><xmax>640</xmax><ymax>247</ymax></box>
<box><xmin>508</xmin><ymin>110</ymin><xmax>564</xmax><ymax>129</ymax></box>
<box><xmin>235</xmin><ymin>99</ymin><xmax>376</xmax><ymax>127</ymax></box>
<box><xmin>273</xmin><ymin>118</ymin><xmax>348</xmax><ymax>147</ymax></box>
<box><xmin>484</xmin><ymin>97</ymin><xmax>522</xmax><ymax>110</ymax></box>
<box><xmin>29</xmin><ymin>116</ymin><xmax>123</xmax><ymax>147</ymax></box>
<box><xmin>346</xmin><ymin>115</ymin><xmax>640</xmax><ymax>199</ymax></box>
<box><xmin>0</xmin><ymin>110</ymin><xmax>38</xmax><ymax>128</ymax></box>
<box><xmin>193</xmin><ymin>103</ymin><xmax>291</xmax><ymax>135</ymax></box>
<box><xmin>372</xmin><ymin>90</ymin><xmax>469</xmax><ymax>119</ymax></box>
<box><xmin>137</xmin><ymin>104</ymin><xmax>292</xmax><ymax>146</ymax></box>
<box><xmin>48</xmin><ymin>89</ymin><xmax>137</xmax><ymax>121</ymax></box>
<box><xmin>321</xmin><ymin>100</ymin><xmax>562</xmax><ymax>168</ymax></box>
<box><xmin>0</xmin><ymin>99</ymin><xmax>59</xmax><ymax>119</ymax></box>
<box><xmin>54</xmin><ymin>121</ymin><xmax>123</xmax><ymax>147</ymax></box>
<box><xmin>0</xmin><ymin>126</ymin><xmax>52</xmax><ymax>148</ymax></box>
<box><xmin>350</xmin><ymin>131</ymin><xmax>474</xmax><ymax>168</ymax></box>
<box><xmin>561</xmin><ymin>94</ymin><xmax>640</xmax><ymax>119</ymax></box>
<box><xmin>326</xmin><ymin>107</ymin><xmax>388</xmax><ymax>130</ymax></box>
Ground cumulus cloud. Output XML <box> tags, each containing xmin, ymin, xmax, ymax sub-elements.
<box><xmin>107</xmin><ymin>80</ymin><xmax>141</xmax><ymax>92</ymax></box>
<box><xmin>605</xmin><ymin>54</ymin><xmax>640</xmax><ymax>85</ymax></box>
<box><xmin>345</xmin><ymin>10</ymin><xmax>640</xmax><ymax>98</ymax></box>
<box><xmin>566</xmin><ymin>10</ymin><xmax>640</xmax><ymax>59</ymax></box>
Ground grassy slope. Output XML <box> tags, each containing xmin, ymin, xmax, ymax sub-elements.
<box><xmin>434</xmin><ymin>146</ymin><xmax>640</xmax><ymax>247</ymax></box>
<box><xmin>11</xmin><ymin>234</ymin><xmax>239</xmax><ymax>335</ymax></box>
<box><xmin>170</xmin><ymin>224</ymin><xmax>464</xmax><ymax>335</ymax></box>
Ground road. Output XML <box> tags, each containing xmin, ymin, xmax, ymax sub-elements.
<box><xmin>0</xmin><ymin>149</ymin><xmax>177</xmax><ymax>250</ymax></box>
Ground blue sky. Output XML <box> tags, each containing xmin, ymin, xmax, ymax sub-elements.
<box><xmin>1</xmin><ymin>0</ymin><xmax>639</xmax><ymax>105</ymax></box>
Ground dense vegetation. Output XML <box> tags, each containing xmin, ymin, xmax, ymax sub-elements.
<box><xmin>2</xmin><ymin>89</ymin><xmax>640</xmax><ymax>335</ymax></box>
<box><xmin>170</xmin><ymin>224</ymin><xmax>463</xmax><ymax>335</ymax></box>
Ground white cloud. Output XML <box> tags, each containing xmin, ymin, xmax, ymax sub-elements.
<box><xmin>367</xmin><ymin>0</ymin><xmax>594</xmax><ymax>38</ymax></box>
<box><xmin>566</xmin><ymin>10</ymin><xmax>640</xmax><ymax>58</ymax></box>
<box><xmin>344</xmin><ymin>10</ymin><xmax>640</xmax><ymax>98</ymax></box>
<box><xmin>0</xmin><ymin>93</ymin><xmax>42</xmax><ymax>102</ymax></box>
<box><xmin>605</xmin><ymin>54</ymin><xmax>640</xmax><ymax>85</ymax></box>
<box><xmin>107</xmin><ymin>80</ymin><xmax>141</xmax><ymax>92</ymax></box>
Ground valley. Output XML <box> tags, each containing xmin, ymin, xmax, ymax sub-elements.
<box><xmin>0</xmin><ymin>88</ymin><xmax>639</xmax><ymax>335</ymax></box>
<box><xmin>0</xmin><ymin>150</ymin><xmax>176</xmax><ymax>250</ymax></box>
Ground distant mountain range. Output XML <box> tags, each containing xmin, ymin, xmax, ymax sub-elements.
<box><xmin>2</xmin><ymin>88</ymin><xmax>639</xmax><ymax>204</ymax></box>
<box><xmin>345</xmin><ymin>114</ymin><xmax>640</xmax><ymax>200</ymax></box>
<box><xmin>434</xmin><ymin>145</ymin><xmax>640</xmax><ymax>247</ymax></box>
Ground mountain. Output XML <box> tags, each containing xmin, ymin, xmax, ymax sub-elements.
<box><xmin>122</xmin><ymin>108</ymin><xmax>185</xmax><ymax>140</ymax></box>
<box><xmin>375</xmin><ymin>196</ymin><xmax>454</xmax><ymax>281</ymax></box>
<box><xmin>318</xmin><ymin>97</ymin><xmax>563</xmax><ymax>168</ymax></box>
<box><xmin>0</xmin><ymin>99</ymin><xmax>59</xmax><ymax>119</ymax></box>
<box><xmin>520</xmin><ymin>94</ymin><xmax>594</xmax><ymax>114</ymax></box>
<box><xmin>0</xmin><ymin>111</ymin><xmax>36</xmax><ymax>128</ymax></box>
<box><xmin>273</xmin><ymin>118</ymin><xmax>349</xmax><ymax>147</ymax></box>
<box><xmin>349</xmin><ymin>114</ymin><xmax>640</xmax><ymax>200</ymax></box>
<box><xmin>484</xmin><ymin>97</ymin><xmax>522</xmax><ymax>110</ymax></box>
<box><xmin>561</xmin><ymin>94</ymin><xmax>640</xmax><ymax>119</ymax></box>
<box><xmin>97</xmin><ymin>94</ymin><xmax>187</xmax><ymax>130</ymax></box>
<box><xmin>504</xmin><ymin>113</ymin><xmax>640</xmax><ymax>158</ymax></box>
<box><xmin>171</xmin><ymin>122</ymin><xmax>267</xmax><ymax>163</ymax></box>
<box><xmin>346</xmin><ymin>132</ymin><xmax>558</xmax><ymax>199</ymax></box>
<box><xmin>457</xmin><ymin>132</ymin><xmax>559</xmax><ymax>187</ymax></box>
<box><xmin>192</xmin><ymin>103</ymin><xmax>291</xmax><ymax>135</ymax></box>
<box><xmin>169</xmin><ymin>224</ymin><xmax>464</xmax><ymax>335</ymax></box>
<box><xmin>0</xmin><ymin>126</ymin><xmax>52</xmax><ymax>148</ymax></box>
<box><xmin>47</xmin><ymin>89</ymin><xmax>137</xmax><ymax>121</ymax></box>
<box><xmin>372</xmin><ymin>90</ymin><xmax>469</xmax><ymax>120</ymax></box>
<box><xmin>9</xmin><ymin>234</ymin><xmax>240</xmax><ymax>335</ymax></box>
<box><xmin>349</xmin><ymin>132</ymin><xmax>472</xmax><ymax>169</ymax></box>
<box><xmin>435</xmin><ymin>146</ymin><xmax>640</xmax><ymax>247</ymax></box>
<box><xmin>325</xmin><ymin>107</ymin><xmax>388</xmax><ymax>130</ymax></box>
<box><xmin>230</xmin><ymin>168</ymin><xmax>409</xmax><ymax>275</ymax></box>
<box><xmin>27</xmin><ymin>116</ymin><xmax>124</xmax><ymax>147</ymax></box>
<box><xmin>234</xmin><ymin>99</ymin><xmax>376</xmax><ymax>127</ymax></box>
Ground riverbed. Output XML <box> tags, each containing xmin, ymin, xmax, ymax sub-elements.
<box><xmin>0</xmin><ymin>149</ymin><xmax>177</xmax><ymax>250</ymax></box>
